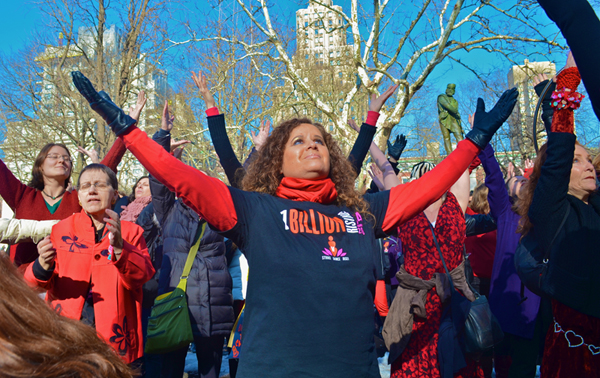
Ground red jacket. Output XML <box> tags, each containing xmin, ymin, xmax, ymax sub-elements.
<box><xmin>24</xmin><ymin>210</ymin><xmax>155</xmax><ymax>363</ymax></box>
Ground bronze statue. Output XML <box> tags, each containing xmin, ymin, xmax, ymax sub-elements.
<box><xmin>437</xmin><ymin>83</ymin><xmax>464</xmax><ymax>154</ymax></box>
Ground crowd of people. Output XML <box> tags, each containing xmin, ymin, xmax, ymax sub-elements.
<box><xmin>0</xmin><ymin>1</ymin><xmax>599</xmax><ymax>377</ymax></box>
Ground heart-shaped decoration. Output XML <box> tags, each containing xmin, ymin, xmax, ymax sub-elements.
<box><xmin>554</xmin><ymin>322</ymin><xmax>562</xmax><ymax>333</ymax></box>
<box><xmin>565</xmin><ymin>330</ymin><xmax>584</xmax><ymax>348</ymax></box>
<box><xmin>589</xmin><ymin>345</ymin><xmax>600</xmax><ymax>356</ymax></box>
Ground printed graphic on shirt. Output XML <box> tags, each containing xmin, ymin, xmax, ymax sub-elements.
<box><xmin>279</xmin><ymin>209</ymin><xmax>365</xmax><ymax>236</ymax></box>
<box><xmin>279</xmin><ymin>208</ymin><xmax>367</xmax><ymax>262</ymax></box>
<box><xmin>322</xmin><ymin>236</ymin><xmax>349</xmax><ymax>262</ymax></box>
<box><xmin>61</xmin><ymin>234</ymin><xmax>89</xmax><ymax>253</ymax></box>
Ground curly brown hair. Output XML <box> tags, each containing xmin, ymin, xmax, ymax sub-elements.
<box><xmin>469</xmin><ymin>183</ymin><xmax>490</xmax><ymax>215</ymax></box>
<box><xmin>0</xmin><ymin>254</ymin><xmax>133</xmax><ymax>378</ymax></box>
<box><xmin>242</xmin><ymin>118</ymin><xmax>372</xmax><ymax>218</ymax></box>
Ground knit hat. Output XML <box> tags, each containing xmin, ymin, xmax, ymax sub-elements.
<box><xmin>410</xmin><ymin>161</ymin><xmax>436</xmax><ymax>181</ymax></box>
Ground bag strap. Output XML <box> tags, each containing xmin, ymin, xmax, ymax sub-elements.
<box><xmin>519</xmin><ymin>206</ymin><xmax>570</xmax><ymax>303</ymax></box>
<box><xmin>176</xmin><ymin>222</ymin><xmax>207</xmax><ymax>292</ymax></box>
<box><xmin>543</xmin><ymin>206</ymin><xmax>570</xmax><ymax>262</ymax></box>
<box><xmin>428</xmin><ymin>222</ymin><xmax>455</xmax><ymax>292</ymax></box>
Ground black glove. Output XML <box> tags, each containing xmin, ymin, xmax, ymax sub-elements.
<box><xmin>71</xmin><ymin>71</ymin><xmax>137</xmax><ymax>136</ymax></box>
<box><xmin>534</xmin><ymin>79</ymin><xmax>556</xmax><ymax>133</ymax></box>
<box><xmin>466</xmin><ymin>88</ymin><xmax>518</xmax><ymax>149</ymax></box>
<box><xmin>386</xmin><ymin>134</ymin><xmax>407</xmax><ymax>160</ymax></box>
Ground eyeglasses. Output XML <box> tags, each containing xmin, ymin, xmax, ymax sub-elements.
<box><xmin>79</xmin><ymin>182</ymin><xmax>112</xmax><ymax>192</ymax></box>
<box><xmin>46</xmin><ymin>153</ymin><xmax>71</xmax><ymax>163</ymax></box>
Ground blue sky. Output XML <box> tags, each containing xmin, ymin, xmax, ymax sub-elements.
<box><xmin>0</xmin><ymin>1</ymin><xmax>42</xmax><ymax>54</ymax></box>
<box><xmin>0</xmin><ymin>0</ymin><xmax>597</xmax><ymax>150</ymax></box>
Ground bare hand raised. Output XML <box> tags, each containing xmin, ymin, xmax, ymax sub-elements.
<box><xmin>77</xmin><ymin>146</ymin><xmax>100</xmax><ymax>164</ymax></box>
<box><xmin>104</xmin><ymin>209</ymin><xmax>123</xmax><ymax>255</ymax></box>
<box><xmin>191</xmin><ymin>71</ymin><xmax>216</xmax><ymax>109</ymax></box>
<box><xmin>250</xmin><ymin>120</ymin><xmax>271</xmax><ymax>151</ymax></box>
<box><xmin>369</xmin><ymin>84</ymin><xmax>399</xmax><ymax>113</ymax></box>
<box><xmin>129</xmin><ymin>91</ymin><xmax>147</xmax><ymax>121</ymax></box>
<box><xmin>347</xmin><ymin>119</ymin><xmax>360</xmax><ymax>133</ymax></box>
<box><xmin>161</xmin><ymin>101</ymin><xmax>175</xmax><ymax>131</ymax></box>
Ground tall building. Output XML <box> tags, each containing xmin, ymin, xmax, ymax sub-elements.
<box><xmin>274</xmin><ymin>0</ymin><xmax>368</xmax><ymax>134</ymax></box>
<box><xmin>507</xmin><ymin>59</ymin><xmax>556</xmax><ymax>154</ymax></box>
<box><xmin>32</xmin><ymin>25</ymin><xmax>168</xmax><ymax>187</ymax></box>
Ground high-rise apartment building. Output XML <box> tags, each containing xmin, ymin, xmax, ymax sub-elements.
<box><xmin>507</xmin><ymin>59</ymin><xmax>556</xmax><ymax>154</ymax></box>
<box><xmin>274</xmin><ymin>0</ymin><xmax>368</xmax><ymax>130</ymax></box>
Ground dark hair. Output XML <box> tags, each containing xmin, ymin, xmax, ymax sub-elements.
<box><xmin>77</xmin><ymin>164</ymin><xmax>119</xmax><ymax>191</ymax></box>
<box><xmin>241</xmin><ymin>118</ymin><xmax>372</xmax><ymax>218</ymax></box>
<box><xmin>28</xmin><ymin>143</ymin><xmax>72</xmax><ymax>190</ymax></box>
<box><xmin>0</xmin><ymin>254</ymin><xmax>133</xmax><ymax>378</ymax></box>
<box><xmin>128</xmin><ymin>176</ymin><xmax>149</xmax><ymax>202</ymax></box>
<box><xmin>517</xmin><ymin>143</ymin><xmax>549</xmax><ymax>236</ymax></box>
<box><xmin>470</xmin><ymin>183</ymin><xmax>490</xmax><ymax>215</ymax></box>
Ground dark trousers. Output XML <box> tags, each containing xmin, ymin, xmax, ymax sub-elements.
<box><xmin>160</xmin><ymin>335</ymin><xmax>224</xmax><ymax>378</ymax></box>
<box><xmin>495</xmin><ymin>302</ymin><xmax>551</xmax><ymax>378</ymax></box>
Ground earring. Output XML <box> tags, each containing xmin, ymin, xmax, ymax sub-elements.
<box><xmin>78</xmin><ymin>200</ymin><xmax>82</xmax><ymax>206</ymax></box>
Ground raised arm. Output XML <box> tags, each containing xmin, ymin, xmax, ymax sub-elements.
<box><xmin>149</xmin><ymin>128</ymin><xmax>176</xmax><ymax>225</ymax></box>
<box><xmin>0</xmin><ymin>159</ymin><xmax>31</xmax><ymax>211</ymax></box>
<box><xmin>537</xmin><ymin>0</ymin><xmax>600</xmax><ymax>120</ymax></box>
<box><xmin>528</xmin><ymin>63</ymin><xmax>582</xmax><ymax>247</ymax></box>
<box><xmin>347</xmin><ymin>85</ymin><xmax>398</xmax><ymax>177</ymax></box>
<box><xmin>99</xmin><ymin>92</ymin><xmax>147</xmax><ymax>173</ymax></box>
<box><xmin>348</xmin><ymin>119</ymin><xmax>401</xmax><ymax>190</ymax></box>
<box><xmin>450</xmin><ymin>168</ymin><xmax>470</xmax><ymax>214</ymax></box>
<box><xmin>479</xmin><ymin>144</ymin><xmax>511</xmax><ymax>220</ymax></box>
<box><xmin>380</xmin><ymin>88</ymin><xmax>518</xmax><ymax>233</ymax></box>
<box><xmin>192</xmin><ymin>71</ymin><xmax>244</xmax><ymax>188</ymax></box>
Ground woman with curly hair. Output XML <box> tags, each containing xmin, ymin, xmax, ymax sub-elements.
<box><xmin>71</xmin><ymin>70</ymin><xmax>516</xmax><ymax>377</ymax></box>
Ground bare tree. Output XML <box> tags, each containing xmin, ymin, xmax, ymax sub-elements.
<box><xmin>0</xmin><ymin>0</ymin><xmax>169</xmax><ymax>186</ymax></box>
<box><xmin>171</xmin><ymin>0</ymin><xmax>564</xmax><ymax>154</ymax></box>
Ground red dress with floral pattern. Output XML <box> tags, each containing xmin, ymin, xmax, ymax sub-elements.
<box><xmin>391</xmin><ymin>192</ymin><xmax>483</xmax><ymax>378</ymax></box>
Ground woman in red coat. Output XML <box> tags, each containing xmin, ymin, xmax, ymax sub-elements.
<box><xmin>24</xmin><ymin>163</ymin><xmax>155</xmax><ymax>365</ymax></box>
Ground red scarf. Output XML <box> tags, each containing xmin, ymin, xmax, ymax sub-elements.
<box><xmin>275</xmin><ymin>177</ymin><xmax>338</xmax><ymax>204</ymax></box>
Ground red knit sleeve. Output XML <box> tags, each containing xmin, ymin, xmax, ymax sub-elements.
<box><xmin>100</xmin><ymin>138</ymin><xmax>127</xmax><ymax>173</ymax></box>
<box><xmin>120</xmin><ymin>126</ymin><xmax>237</xmax><ymax>231</ymax></box>
<box><xmin>374</xmin><ymin>280</ymin><xmax>389</xmax><ymax>317</ymax></box>
<box><xmin>551</xmin><ymin>67</ymin><xmax>582</xmax><ymax>134</ymax></box>
<box><xmin>0</xmin><ymin>158</ymin><xmax>32</xmax><ymax>211</ymax></box>
<box><xmin>382</xmin><ymin>139</ymin><xmax>480</xmax><ymax>232</ymax></box>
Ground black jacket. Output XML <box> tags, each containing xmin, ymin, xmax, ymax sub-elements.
<box><xmin>528</xmin><ymin>132</ymin><xmax>600</xmax><ymax>318</ymax></box>
<box><xmin>151</xmin><ymin>129</ymin><xmax>234</xmax><ymax>337</ymax></box>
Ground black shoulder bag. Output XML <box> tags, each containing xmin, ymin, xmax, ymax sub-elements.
<box><xmin>428</xmin><ymin>223</ymin><xmax>504</xmax><ymax>356</ymax></box>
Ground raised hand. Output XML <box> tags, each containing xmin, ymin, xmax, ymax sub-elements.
<box><xmin>250</xmin><ymin>120</ymin><xmax>271</xmax><ymax>151</ymax></box>
<box><xmin>77</xmin><ymin>146</ymin><xmax>100</xmax><ymax>164</ymax></box>
<box><xmin>37</xmin><ymin>236</ymin><xmax>56</xmax><ymax>271</ymax></box>
<box><xmin>161</xmin><ymin>100</ymin><xmax>175</xmax><ymax>131</ymax></box>
<box><xmin>129</xmin><ymin>91</ymin><xmax>147</xmax><ymax>121</ymax></box>
<box><xmin>191</xmin><ymin>71</ymin><xmax>216</xmax><ymax>109</ymax></box>
<box><xmin>71</xmin><ymin>71</ymin><xmax>136</xmax><ymax>136</ymax></box>
<box><xmin>104</xmin><ymin>209</ymin><xmax>123</xmax><ymax>260</ymax></box>
<box><xmin>467</xmin><ymin>88</ymin><xmax>519</xmax><ymax>149</ymax></box>
<box><xmin>347</xmin><ymin>119</ymin><xmax>360</xmax><ymax>133</ymax></box>
<box><xmin>386</xmin><ymin>134</ymin><xmax>407</xmax><ymax>161</ymax></box>
<box><xmin>368</xmin><ymin>163</ymin><xmax>385</xmax><ymax>191</ymax></box>
<box><xmin>507</xmin><ymin>161</ymin><xmax>515</xmax><ymax>179</ymax></box>
<box><xmin>170</xmin><ymin>139</ymin><xmax>190</xmax><ymax>160</ymax></box>
<box><xmin>369</xmin><ymin>84</ymin><xmax>399</xmax><ymax>113</ymax></box>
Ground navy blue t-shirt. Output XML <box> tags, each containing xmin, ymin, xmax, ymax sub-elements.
<box><xmin>221</xmin><ymin>187</ymin><xmax>390</xmax><ymax>377</ymax></box>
